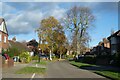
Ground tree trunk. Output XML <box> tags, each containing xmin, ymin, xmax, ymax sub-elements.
<box><xmin>60</xmin><ymin>54</ymin><xmax>62</xmax><ymax>59</ymax></box>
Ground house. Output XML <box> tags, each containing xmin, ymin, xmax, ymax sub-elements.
<box><xmin>90</xmin><ymin>38</ymin><xmax>110</xmax><ymax>56</ymax></box>
<box><xmin>0</xmin><ymin>18</ymin><xmax>9</xmax><ymax>53</ymax></box>
<box><xmin>108</xmin><ymin>30</ymin><xmax>120</xmax><ymax>55</ymax></box>
<box><xmin>100</xmin><ymin>38</ymin><xmax>110</xmax><ymax>56</ymax></box>
<box><xmin>27</xmin><ymin>39</ymin><xmax>38</xmax><ymax>56</ymax></box>
<box><xmin>8</xmin><ymin>37</ymin><xmax>31</xmax><ymax>54</ymax></box>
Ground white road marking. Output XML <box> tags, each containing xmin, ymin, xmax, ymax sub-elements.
<box><xmin>30</xmin><ymin>73</ymin><xmax>35</xmax><ymax>80</ymax></box>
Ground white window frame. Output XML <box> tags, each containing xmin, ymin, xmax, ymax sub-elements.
<box><xmin>4</xmin><ymin>36</ymin><xmax>6</xmax><ymax>43</ymax></box>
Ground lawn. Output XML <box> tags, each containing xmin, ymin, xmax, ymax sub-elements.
<box><xmin>70</xmin><ymin>61</ymin><xmax>120</xmax><ymax>80</ymax></box>
<box><xmin>95</xmin><ymin>71</ymin><xmax>120</xmax><ymax>80</ymax></box>
<box><xmin>34</xmin><ymin>60</ymin><xmax>47</xmax><ymax>65</ymax></box>
<box><xmin>69</xmin><ymin>61</ymin><xmax>96</xmax><ymax>67</ymax></box>
<box><xmin>16</xmin><ymin>67</ymin><xmax>46</xmax><ymax>74</ymax></box>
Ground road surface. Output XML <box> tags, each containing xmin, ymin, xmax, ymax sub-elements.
<box><xmin>45</xmin><ymin>60</ymin><xmax>108</xmax><ymax>79</ymax></box>
<box><xmin>2</xmin><ymin>60</ymin><xmax>109</xmax><ymax>80</ymax></box>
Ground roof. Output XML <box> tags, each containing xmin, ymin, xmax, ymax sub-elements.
<box><xmin>27</xmin><ymin>39</ymin><xmax>38</xmax><ymax>47</ymax></box>
<box><xmin>0</xmin><ymin>18</ymin><xmax>8</xmax><ymax>35</ymax></box>
<box><xmin>108</xmin><ymin>30</ymin><xmax>120</xmax><ymax>40</ymax></box>
<box><xmin>8</xmin><ymin>40</ymin><xmax>31</xmax><ymax>52</ymax></box>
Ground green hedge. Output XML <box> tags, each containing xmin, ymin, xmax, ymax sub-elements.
<box><xmin>19</xmin><ymin>51</ymin><xmax>32</xmax><ymax>63</ymax></box>
<box><xmin>82</xmin><ymin>56</ymin><xmax>96</xmax><ymax>64</ymax></box>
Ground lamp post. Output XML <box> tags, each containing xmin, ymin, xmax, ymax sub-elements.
<box><xmin>48</xmin><ymin>46</ymin><xmax>52</xmax><ymax>61</ymax></box>
<box><xmin>50</xmin><ymin>50</ymin><xmax>52</xmax><ymax>61</ymax></box>
<box><xmin>38</xmin><ymin>48</ymin><xmax>41</xmax><ymax>62</ymax></box>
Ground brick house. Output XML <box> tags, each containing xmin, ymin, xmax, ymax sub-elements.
<box><xmin>100</xmin><ymin>38</ymin><xmax>110</xmax><ymax>56</ymax></box>
<box><xmin>0</xmin><ymin>18</ymin><xmax>8</xmax><ymax>53</ymax></box>
<box><xmin>108</xmin><ymin>30</ymin><xmax>120</xmax><ymax>55</ymax></box>
<box><xmin>27</xmin><ymin>39</ymin><xmax>38</xmax><ymax>56</ymax></box>
<box><xmin>90</xmin><ymin>38</ymin><xmax>110</xmax><ymax>56</ymax></box>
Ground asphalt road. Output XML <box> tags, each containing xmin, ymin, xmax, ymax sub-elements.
<box><xmin>2</xmin><ymin>60</ymin><xmax>109</xmax><ymax>80</ymax></box>
<box><xmin>45</xmin><ymin>60</ymin><xmax>108</xmax><ymax>79</ymax></box>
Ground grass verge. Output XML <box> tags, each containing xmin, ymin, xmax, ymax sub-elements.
<box><xmin>34</xmin><ymin>60</ymin><xmax>47</xmax><ymax>65</ymax></box>
<box><xmin>94</xmin><ymin>71</ymin><xmax>120</xmax><ymax>80</ymax></box>
<box><xmin>70</xmin><ymin>61</ymin><xmax>120</xmax><ymax>80</ymax></box>
<box><xmin>69</xmin><ymin>61</ymin><xmax>97</xmax><ymax>67</ymax></box>
<box><xmin>16</xmin><ymin>67</ymin><xmax>46</xmax><ymax>74</ymax></box>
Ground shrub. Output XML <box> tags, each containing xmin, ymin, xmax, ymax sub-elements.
<box><xmin>5</xmin><ymin>47</ymin><xmax>21</xmax><ymax>58</ymax></box>
<box><xmin>114</xmin><ymin>52</ymin><xmax>120</xmax><ymax>66</ymax></box>
<box><xmin>82</xmin><ymin>56</ymin><xmax>96</xmax><ymax>64</ymax></box>
<box><xmin>19</xmin><ymin>51</ymin><xmax>31</xmax><ymax>63</ymax></box>
<box><xmin>67</xmin><ymin>54</ymin><xmax>74</xmax><ymax>58</ymax></box>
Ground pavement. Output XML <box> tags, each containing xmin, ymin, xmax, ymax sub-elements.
<box><xmin>2</xmin><ymin>60</ymin><xmax>45</xmax><ymax>79</ymax></box>
<box><xmin>45</xmin><ymin>60</ymin><xmax>108</xmax><ymax>79</ymax></box>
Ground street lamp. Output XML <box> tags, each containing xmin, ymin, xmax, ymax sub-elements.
<box><xmin>38</xmin><ymin>48</ymin><xmax>41</xmax><ymax>62</ymax></box>
<box><xmin>48</xmin><ymin>46</ymin><xmax>52</xmax><ymax>61</ymax></box>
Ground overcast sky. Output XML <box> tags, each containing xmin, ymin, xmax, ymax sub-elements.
<box><xmin>0</xmin><ymin>0</ymin><xmax>119</xmax><ymax>47</ymax></box>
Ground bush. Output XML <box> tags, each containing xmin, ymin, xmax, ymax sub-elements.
<box><xmin>67</xmin><ymin>54</ymin><xmax>74</xmax><ymax>59</ymax></box>
<box><xmin>82</xmin><ymin>56</ymin><xmax>96</xmax><ymax>64</ymax></box>
<box><xmin>113</xmin><ymin>52</ymin><xmax>120</xmax><ymax>66</ymax></box>
<box><xmin>5</xmin><ymin>47</ymin><xmax>21</xmax><ymax>58</ymax></box>
<box><xmin>19</xmin><ymin>51</ymin><xmax>31</xmax><ymax>63</ymax></box>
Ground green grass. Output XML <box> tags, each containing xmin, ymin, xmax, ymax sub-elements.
<box><xmin>34</xmin><ymin>60</ymin><xmax>47</xmax><ymax>65</ymax></box>
<box><xmin>69</xmin><ymin>61</ymin><xmax>96</xmax><ymax>67</ymax></box>
<box><xmin>95</xmin><ymin>71</ymin><xmax>120</xmax><ymax>80</ymax></box>
<box><xmin>16</xmin><ymin>67</ymin><xmax>46</xmax><ymax>74</ymax></box>
<box><xmin>70</xmin><ymin>61</ymin><xmax>120</xmax><ymax>80</ymax></box>
<box><xmin>32</xmin><ymin>56</ymin><xmax>38</xmax><ymax>60</ymax></box>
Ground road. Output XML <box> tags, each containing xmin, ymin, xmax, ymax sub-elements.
<box><xmin>45</xmin><ymin>60</ymin><xmax>108</xmax><ymax>79</ymax></box>
<box><xmin>2</xmin><ymin>60</ymin><xmax>109</xmax><ymax>80</ymax></box>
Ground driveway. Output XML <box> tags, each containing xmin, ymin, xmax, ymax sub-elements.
<box><xmin>45</xmin><ymin>60</ymin><xmax>109</xmax><ymax>79</ymax></box>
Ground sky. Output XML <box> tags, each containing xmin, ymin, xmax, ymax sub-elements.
<box><xmin>0</xmin><ymin>0</ymin><xmax>119</xmax><ymax>48</ymax></box>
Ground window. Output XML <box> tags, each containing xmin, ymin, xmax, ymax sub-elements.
<box><xmin>0</xmin><ymin>34</ymin><xmax>1</xmax><ymax>42</ymax></box>
<box><xmin>4</xmin><ymin>36</ymin><xmax>6</xmax><ymax>43</ymax></box>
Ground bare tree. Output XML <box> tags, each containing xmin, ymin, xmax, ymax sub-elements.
<box><xmin>63</xmin><ymin>6</ymin><xmax>95</xmax><ymax>54</ymax></box>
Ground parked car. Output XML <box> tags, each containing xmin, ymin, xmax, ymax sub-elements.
<box><xmin>13</xmin><ymin>56</ymin><xmax>21</xmax><ymax>62</ymax></box>
<box><xmin>40</xmin><ymin>54</ymin><xmax>49</xmax><ymax>60</ymax></box>
<box><xmin>2</xmin><ymin>53</ymin><xmax>10</xmax><ymax>60</ymax></box>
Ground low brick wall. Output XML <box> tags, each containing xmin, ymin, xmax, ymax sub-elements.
<box><xmin>2</xmin><ymin>58</ymin><xmax>14</xmax><ymax>68</ymax></box>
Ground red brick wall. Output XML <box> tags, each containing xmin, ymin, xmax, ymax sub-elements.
<box><xmin>0</xmin><ymin>32</ymin><xmax>2</xmax><ymax>51</ymax></box>
<box><xmin>0</xmin><ymin>31</ymin><xmax>8</xmax><ymax>51</ymax></box>
<box><xmin>2</xmin><ymin>58</ymin><xmax>14</xmax><ymax>68</ymax></box>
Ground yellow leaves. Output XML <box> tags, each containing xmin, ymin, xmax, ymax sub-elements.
<box><xmin>41</xmin><ymin>16</ymin><xmax>59</xmax><ymax>28</ymax></box>
<box><xmin>36</xmin><ymin>16</ymin><xmax>67</xmax><ymax>56</ymax></box>
<box><xmin>38</xmin><ymin>44</ymin><xmax>49</xmax><ymax>51</ymax></box>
